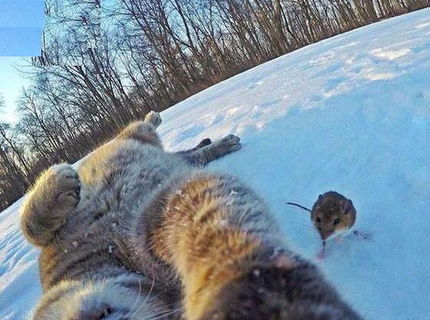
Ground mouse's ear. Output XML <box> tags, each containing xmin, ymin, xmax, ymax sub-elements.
<box><xmin>318</xmin><ymin>194</ymin><xmax>322</xmax><ymax>201</ymax></box>
<box><xmin>344</xmin><ymin>199</ymin><xmax>353</xmax><ymax>214</ymax></box>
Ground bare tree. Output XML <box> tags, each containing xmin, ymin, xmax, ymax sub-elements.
<box><xmin>1</xmin><ymin>0</ymin><xmax>429</xmax><ymax>210</ymax></box>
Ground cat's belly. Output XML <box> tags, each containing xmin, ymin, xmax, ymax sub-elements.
<box><xmin>100</xmin><ymin>149</ymin><xmax>192</xmax><ymax>211</ymax></box>
<box><xmin>39</xmin><ymin>144</ymin><xmax>191</xmax><ymax>289</ymax></box>
<box><xmin>39</xmin><ymin>223</ymin><xmax>124</xmax><ymax>290</ymax></box>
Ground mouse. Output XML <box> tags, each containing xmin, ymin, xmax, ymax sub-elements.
<box><xmin>286</xmin><ymin>191</ymin><xmax>357</xmax><ymax>241</ymax></box>
<box><xmin>311</xmin><ymin>191</ymin><xmax>357</xmax><ymax>241</ymax></box>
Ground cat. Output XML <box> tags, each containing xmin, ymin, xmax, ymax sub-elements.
<box><xmin>21</xmin><ymin>111</ymin><xmax>362</xmax><ymax>320</ymax></box>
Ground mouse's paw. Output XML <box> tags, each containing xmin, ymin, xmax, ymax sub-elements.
<box><xmin>335</xmin><ymin>236</ymin><xmax>344</xmax><ymax>244</ymax></box>
<box><xmin>316</xmin><ymin>249</ymin><xmax>326</xmax><ymax>261</ymax></box>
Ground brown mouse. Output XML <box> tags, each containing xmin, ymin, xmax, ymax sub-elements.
<box><xmin>287</xmin><ymin>191</ymin><xmax>357</xmax><ymax>242</ymax></box>
<box><xmin>311</xmin><ymin>191</ymin><xmax>357</xmax><ymax>241</ymax></box>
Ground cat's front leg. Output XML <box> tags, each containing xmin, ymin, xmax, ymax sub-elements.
<box><xmin>183</xmin><ymin>134</ymin><xmax>241</xmax><ymax>166</ymax></box>
<box><xmin>20</xmin><ymin>164</ymin><xmax>81</xmax><ymax>247</ymax></box>
<box><xmin>148</xmin><ymin>173</ymin><xmax>362</xmax><ymax>320</ymax></box>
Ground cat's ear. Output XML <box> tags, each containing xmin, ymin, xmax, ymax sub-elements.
<box><xmin>318</xmin><ymin>194</ymin><xmax>323</xmax><ymax>201</ymax></box>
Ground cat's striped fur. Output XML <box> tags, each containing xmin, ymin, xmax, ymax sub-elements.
<box><xmin>21</xmin><ymin>112</ymin><xmax>362</xmax><ymax>320</ymax></box>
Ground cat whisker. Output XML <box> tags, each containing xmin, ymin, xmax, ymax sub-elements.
<box><xmin>126</xmin><ymin>279</ymin><xmax>143</xmax><ymax>319</ymax></box>
<box><xmin>149</xmin><ymin>306</ymin><xmax>182</xmax><ymax>320</ymax></box>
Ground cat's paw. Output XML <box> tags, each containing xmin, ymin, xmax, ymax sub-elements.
<box><xmin>201</xmin><ymin>254</ymin><xmax>302</xmax><ymax>320</ymax></box>
<box><xmin>20</xmin><ymin>164</ymin><xmax>81</xmax><ymax>247</ymax></box>
<box><xmin>218</xmin><ymin>134</ymin><xmax>242</xmax><ymax>153</ymax></box>
<box><xmin>46</xmin><ymin>164</ymin><xmax>81</xmax><ymax>208</ymax></box>
<box><xmin>120</xmin><ymin>121</ymin><xmax>162</xmax><ymax>146</ymax></box>
<box><xmin>144</xmin><ymin>111</ymin><xmax>162</xmax><ymax>128</ymax></box>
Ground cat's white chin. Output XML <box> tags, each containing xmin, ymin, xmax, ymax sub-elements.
<box><xmin>33</xmin><ymin>274</ymin><xmax>165</xmax><ymax>320</ymax></box>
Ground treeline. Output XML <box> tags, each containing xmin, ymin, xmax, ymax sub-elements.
<box><xmin>1</xmin><ymin>0</ymin><xmax>429</xmax><ymax>210</ymax></box>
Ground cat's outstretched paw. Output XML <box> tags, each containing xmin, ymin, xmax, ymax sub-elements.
<box><xmin>144</xmin><ymin>111</ymin><xmax>162</xmax><ymax>128</ymax></box>
<box><xmin>218</xmin><ymin>134</ymin><xmax>242</xmax><ymax>153</ymax></box>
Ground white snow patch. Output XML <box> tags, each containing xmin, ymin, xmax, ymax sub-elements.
<box><xmin>371</xmin><ymin>48</ymin><xmax>411</xmax><ymax>60</ymax></box>
<box><xmin>415</xmin><ymin>21</ymin><xmax>430</xmax><ymax>28</ymax></box>
<box><xmin>364</xmin><ymin>70</ymin><xmax>396</xmax><ymax>80</ymax></box>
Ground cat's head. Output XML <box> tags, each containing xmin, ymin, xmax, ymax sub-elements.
<box><xmin>33</xmin><ymin>274</ymin><xmax>176</xmax><ymax>320</ymax></box>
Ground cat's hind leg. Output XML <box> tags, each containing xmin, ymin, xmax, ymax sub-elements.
<box><xmin>20</xmin><ymin>164</ymin><xmax>80</xmax><ymax>247</ymax></box>
<box><xmin>118</xmin><ymin>117</ymin><xmax>162</xmax><ymax>147</ymax></box>
<box><xmin>144</xmin><ymin>111</ymin><xmax>162</xmax><ymax>128</ymax></box>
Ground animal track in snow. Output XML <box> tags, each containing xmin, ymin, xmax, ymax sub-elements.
<box><xmin>415</xmin><ymin>21</ymin><xmax>430</xmax><ymax>29</ymax></box>
<box><xmin>371</xmin><ymin>48</ymin><xmax>411</xmax><ymax>60</ymax></box>
<box><xmin>363</xmin><ymin>67</ymin><xmax>396</xmax><ymax>81</ymax></box>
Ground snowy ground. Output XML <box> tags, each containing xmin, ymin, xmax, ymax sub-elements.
<box><xmin>1</xmin><ymin>8</ymin><xmax>430</xmax><ymax>320</ymax></box>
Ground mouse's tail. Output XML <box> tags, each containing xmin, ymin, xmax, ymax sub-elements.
<box><xmin>285</xmin><ymin>202</ymin><xmax>312</xmax><ymax>213</ymax></box>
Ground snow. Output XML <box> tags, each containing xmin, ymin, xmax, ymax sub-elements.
<box><xmin>1</xmin><ymin>8</ymin><xmax>430</xmax><ymax>319</ymax></box>
<box><xmin>371</xmin><ymin>48</ymin><xmax>412</xmax><ymax>61</ymax></box>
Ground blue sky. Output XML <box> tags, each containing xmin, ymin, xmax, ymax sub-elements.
<box><xmin>0</xmin><ymin>28</ymin><xmax>42</xmax><ymax>56</ymax></box>
<box><xmin>0</xmin><ymin>1</ymin><xmax>44</xmax><ymax>28</ymax></box>
<box><xmin>0</xmin><ymin>1</ymin><xmax>44</xmax><ymax>56</ymax></box>
<box><xmin>0</xmin><ymin>57</ymin><xmax>30</xmax><ymax>123</ymax></box>
<box><xmin>0</xmin><ymin>0</ymin><xmax>44</xmax><ymax>123</ymax></box>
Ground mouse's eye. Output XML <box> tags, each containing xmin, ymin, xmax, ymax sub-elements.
<box><xmin>316</xmin><ymin>217</ymin><xmax>321</xmax><ymax>224</ymax></box>
<box><xmin>333</xmin><ymin>218</ymin><xmax>340</xmax><ymax>226</ymax></box>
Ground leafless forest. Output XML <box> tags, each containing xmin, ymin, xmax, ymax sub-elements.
<box><xmin>0</xmin><ymin>0</ymin><xmax>428</xmax><ymax>210</ymax></box>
